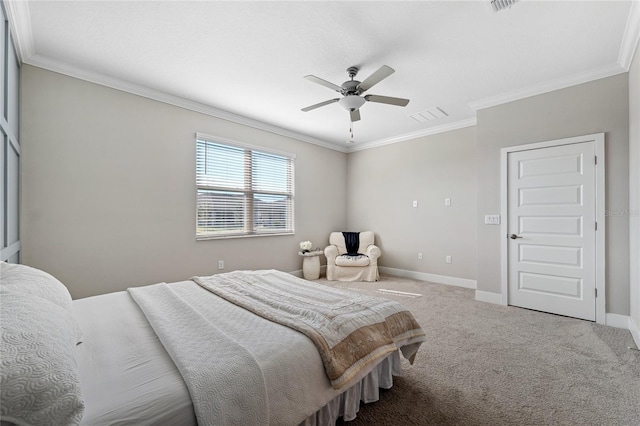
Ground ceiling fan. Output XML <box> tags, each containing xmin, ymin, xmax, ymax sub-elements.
<box><xmin>301</xmin><ymin>65</ymin><xmax>410</xmax><ymax>123</ymax></box>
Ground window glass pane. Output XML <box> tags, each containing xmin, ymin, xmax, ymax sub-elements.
<box><xmin>197</xmin><ymin>190</ymin><xmax>245</xmax><ymax>235</ymax></box>
<box><xmin>252</xmin><ymin>151</ymin><xmax>290</xmax><ymax>193</ymax></box>
<box><xmin>196</xmin><ymin>140</ymin><xmax>244</xmax><ymax>189</ymax></box>
<box><xmin>7</xmin><ymin>140</ymin><xmax>19</xmax><ymax>245</ymax></box>
<box><xmin>254</xmin><ymin>193</ymin><xmax>290</xmax><ymax>232</ymax></box>
<box><xmin>0</xmin><ymin>12</ymin><xmax>6</xmax><ymax>121</ymax></box>
<box><xmin>7</xmin><ymin>33</ymin><xmax>18</xmax><ymax>139</ymax></box>
<box><xmin>1</xmin><ymin>133</ymin><xmax>4</xmax><ymax>248</ymax></box>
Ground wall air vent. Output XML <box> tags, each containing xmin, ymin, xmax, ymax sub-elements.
<box><xmin>410</xmin><ymin>107</ymin><xmax>449</xmax><ymax>123</ymax></box>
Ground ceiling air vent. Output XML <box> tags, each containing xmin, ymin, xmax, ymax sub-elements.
<box><xmin>410</xmin><ymin>107</ymin><xmax>448</xmax><ymax>123</ymax></box>
<box><xmin>491</xmin><ymin>0</ymin><xmax>519</xmax><ymax>12</ymax></box>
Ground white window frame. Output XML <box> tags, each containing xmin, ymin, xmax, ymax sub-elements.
<box><xmin>195</xmin><ymin>132</ymin><xmax>295</xmax><ymax>240</ymax></box>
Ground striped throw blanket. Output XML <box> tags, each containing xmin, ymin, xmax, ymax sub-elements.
<box><xmin>192</xmin><ymin>269</ymin><xmax>426</xmax><ymax>389</ymax></box>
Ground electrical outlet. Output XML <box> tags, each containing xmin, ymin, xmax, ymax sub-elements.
<box><xmin>218</xmin><ymin>260</ymin><xmax>224</xmax><ymax>270</ymax></box>
<box><xmin>445</xmin><ymin>255</ymin><xmax>452</xmax><ymax>264</ymax></box>
<box><xmin>445</xmin><ymin>198</ymin><xmax>451</xmax><ymax>206</ymax></box>
<box><xmin>418</xmin><ymin>252</ymin><xmax>423</xmax><ymax>260</ymax></box>
<box><xmin>413</xmin><ymin>200</ymin><xmax>418</xmax><ymax>208</ymax></box>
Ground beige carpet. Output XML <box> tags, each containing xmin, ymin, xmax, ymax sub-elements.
<box><xmin>321</xmin><ymin>275</ymin><xmax>640</xmax><ymax>426</ymax></box>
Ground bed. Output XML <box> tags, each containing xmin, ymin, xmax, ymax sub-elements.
<box><xmin>0</xmin><ymin>262</ymin><xmax>426</xmax><ymax>426</ymax></box>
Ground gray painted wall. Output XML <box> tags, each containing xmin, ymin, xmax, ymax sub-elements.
<box><xmin>476</xmin><ymin>74</ymin><xmax>630</xmax><ymax>316</ymax></box>
<box><xmin>21</xmin><ymin>65</ymin><xmax>347</xmax><ymax>299</ymax></box>
<box><xmin>20</xmin><ymin>63</ymin><xmax>636</xmax><ymax>321</ymax></box>
<box><xmin>629</xmin><ymin>41</ymin><xmax>639</xmax><ymax>334</ymax></box>
<box><xmin>346</xmin><ymin>126</ymin><xmax>477</xmax><ymax>281</ymax></box>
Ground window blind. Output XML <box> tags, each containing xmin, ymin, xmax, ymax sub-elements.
<box><xmin>196</xmin><ymin>136</ymin><xmax>294</xmax><ymax>239</ymax></box>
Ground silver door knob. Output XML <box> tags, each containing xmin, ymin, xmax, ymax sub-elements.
<box><xmin>509</xmin><ymin>234</ymin><xmax>523</xmax><ymax>239</ymax></box>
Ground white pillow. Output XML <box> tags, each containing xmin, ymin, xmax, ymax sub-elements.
<box><xmin>0</xmin><ymin>262</ymin><xmax>83</xmax><ymax>344</ymax></box>
<box><xmin>0</xmin><ymin>262</ymin><xmax>73</xmax><ymax>313</ymax></box>
<box><xmin>0</xmin><ymin>291</ymin><xmax>85</xmax><ymax>426</ymax></box>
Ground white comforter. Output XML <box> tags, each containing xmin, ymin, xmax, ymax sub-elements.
<box><xmin>76</xmin><ymin>274</ymin><xmax>418</xmax><ymax>425</ymax></box>
<box><xmin>124</xmin><ymin>279</ymin><xmax>354</xmax><ymax>425</ymax></box>
<box><xmin>192</xmin><ymin>270</ymin><xmax>425</xmax><ymax>390</ymax></box>
<box><xmin>129</xmin><ymin>283</ymin><xmax>269</xmax><ymax>426</ymax></box>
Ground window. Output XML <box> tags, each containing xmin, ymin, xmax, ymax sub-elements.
<box><xmin>196</xmin><ymin>134</ymin><xmax>295</xmax><ymax>239</ymax></box>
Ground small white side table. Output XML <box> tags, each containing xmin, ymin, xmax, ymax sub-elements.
<box><xmin>299</xmin><ymin>250</ymin><xmax>323</xmax><ymax>280</ymax></box>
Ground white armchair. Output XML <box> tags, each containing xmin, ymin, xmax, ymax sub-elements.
<box><xmin>324</xmin><ymin>231</ymin><xmax>381</xmax><ymax>282</ymax></box>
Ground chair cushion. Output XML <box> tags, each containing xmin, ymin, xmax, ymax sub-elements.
<box><xmin>335</xmin><ymin>255</ymin><xmax>370</xmax><ymax>267</ymax></box>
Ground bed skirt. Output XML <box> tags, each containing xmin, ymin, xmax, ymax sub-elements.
<box><xmin>299</xmin><ymin>350</ymin><xmax>402</xmax><ymax>425</ymax></box>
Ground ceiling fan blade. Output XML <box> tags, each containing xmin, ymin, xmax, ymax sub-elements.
<box><xmin>303</xmin><ymin>75</ymin><xmax>342</xmax><ymax>92</ymax></box>
<box><xmin>301</xmin><ymin>98</ymin><xmax>340</xmax><ymax>112</ymax></box>
<box><xmin>350</xmin><ymin>109</ymin><xmax>361</xmax><ymax>122</ymax></box>
<box><xmin>357</xmin><ymin>65</ymin><xmax>395</xmax><ymax>92</ymax></box>
<box><xmin>364</xmin><ymin>94</ymin><xmax>410</xmax><ymax>107</ymax></box>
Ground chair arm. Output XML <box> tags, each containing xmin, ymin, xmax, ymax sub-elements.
<box><xmin>366</xmin><ymin>245</ymin><xmax>381</xmax><ymax>262</ymax></box>
<box><xmin>324</xmin><ymin>245</ymin><xmax>339</xmax><ymax>263</ymax></box>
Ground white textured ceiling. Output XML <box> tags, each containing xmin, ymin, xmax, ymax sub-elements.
<box><xmin>8</xmin><ymin>1</ymin><xmax>639</xmax><ymax>152</ymax></box>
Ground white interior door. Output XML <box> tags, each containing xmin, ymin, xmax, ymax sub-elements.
<box><xmin>507</xmin><ymin>141</ymin><xmax>597</xmax><ymax>321</ymax></box>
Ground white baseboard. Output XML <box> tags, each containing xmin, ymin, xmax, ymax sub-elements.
<box><xmin>475</xmin><ymin>290</ymin><xmax>503</xmax><ymax>305</ymax></box>
<box><xmin>606</xmin><ymin>313</ymin><xmax>631</xmax><ymax>330</ymax></box>
<box><xmin>628</xmin><ymin>317</ymin><xmax>640</xmax><ymax>349</ymax></box>
<box><xmin>378</xmin><ymin>267</ymin><xmax>477</xmax><ymax>289</ymax></box>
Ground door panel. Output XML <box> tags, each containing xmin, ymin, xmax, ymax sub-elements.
<box><xmin>508</xmin><ymin>142</ymin><xmax>596</xmax><ymax>321</ymax></box>
<box><xmin>518</xmin><ymin>272</ymin><xmax>582</xmax><ymax>298</ymax></box>
<box><xmin>519</xmin><ymin>245</ymin><xmax>582</xmax><ymax>267</ymax></box>
<box><xmin>519</xmin><ymin>185</ymin><xmax>582</xmax><ymax>206</ymax></box>
<box><xmin>518</xmin><ymin>154</ymin><xmax>583</xmax><ymax>177</ymax></box>
<box><xmin>519</xmin><ymin>216</ymin><xmax>583</xmax><ymax>235</ymax></box>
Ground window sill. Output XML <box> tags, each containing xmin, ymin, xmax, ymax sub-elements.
<box><xmin>196</xmin><ymin>231</ymin><xmax>294</xmax><ymax>241</ymax></box>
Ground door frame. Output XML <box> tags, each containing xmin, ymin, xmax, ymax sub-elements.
<box><xmin>500</xmin><ymin>133</ymin><xmax>606</xmax><ymax>324</ymax></box>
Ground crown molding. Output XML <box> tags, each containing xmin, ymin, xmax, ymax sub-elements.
<box><xmin>468</xmin><ymin>62</ymin><xmax>626</xmax><ymax>112</ymax></box>
<box><xmin>25</xmin><ymin>54</ymin><xmax>348</xmax><ymax>153</ymax></box>
<box><xmin>347</xmin><ymin>118</ymin><xmax>477</xmax><ymax>153</ymax></box>
<box><xmin>470</xmin><ymin>1</ymin><xmax>639</xmax><ymax>112</ymax></box>
<box><xmin>25</xmin><ymin>51</ymin><xmax>477</xmax><ymax>155</ymax></box>
<box><xmin>4</xmin><ymin>0</ymin><xmax>344</xmax><ymax>152</ymax></box>
<box><xmin>9</xmin><ymin>0</ymin><xmax>637</xmax><ymax>155</ymax></box>
<box><xmin>618</xmin><ymin>0</ymin><xmax>640</xmax><ymax>71</ymax></box>
<box><xmin>0</xmin><ymin>0</ymin><xmax>528</xmax><ymax>155</ymax></box>
<box><xmin>3</xmin><ymin>0</ymin><xmax>34</xmax><ymax>63</ymax></box>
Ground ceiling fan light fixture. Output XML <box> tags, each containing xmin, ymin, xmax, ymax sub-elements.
<box><xmin>338</xmin><ymin>95</ymin><xmax>366</xmax><ymax>111</ymax></box>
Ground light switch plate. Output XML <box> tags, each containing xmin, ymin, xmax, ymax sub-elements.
<box><xmin>484</xmin><ymin>215</ymin><xmax>501</xmax><ymax>225</ymax></box>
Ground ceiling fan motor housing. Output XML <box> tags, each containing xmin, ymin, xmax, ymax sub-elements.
<box><xmin>342</xmin><ymin>66</ymin><xmax>362</xmax><ymax>96</ymax></box>
<box><xmin>341</xmin><ymin>79</ymin><xmax>361</xmax><ymax>96</ymax></box>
